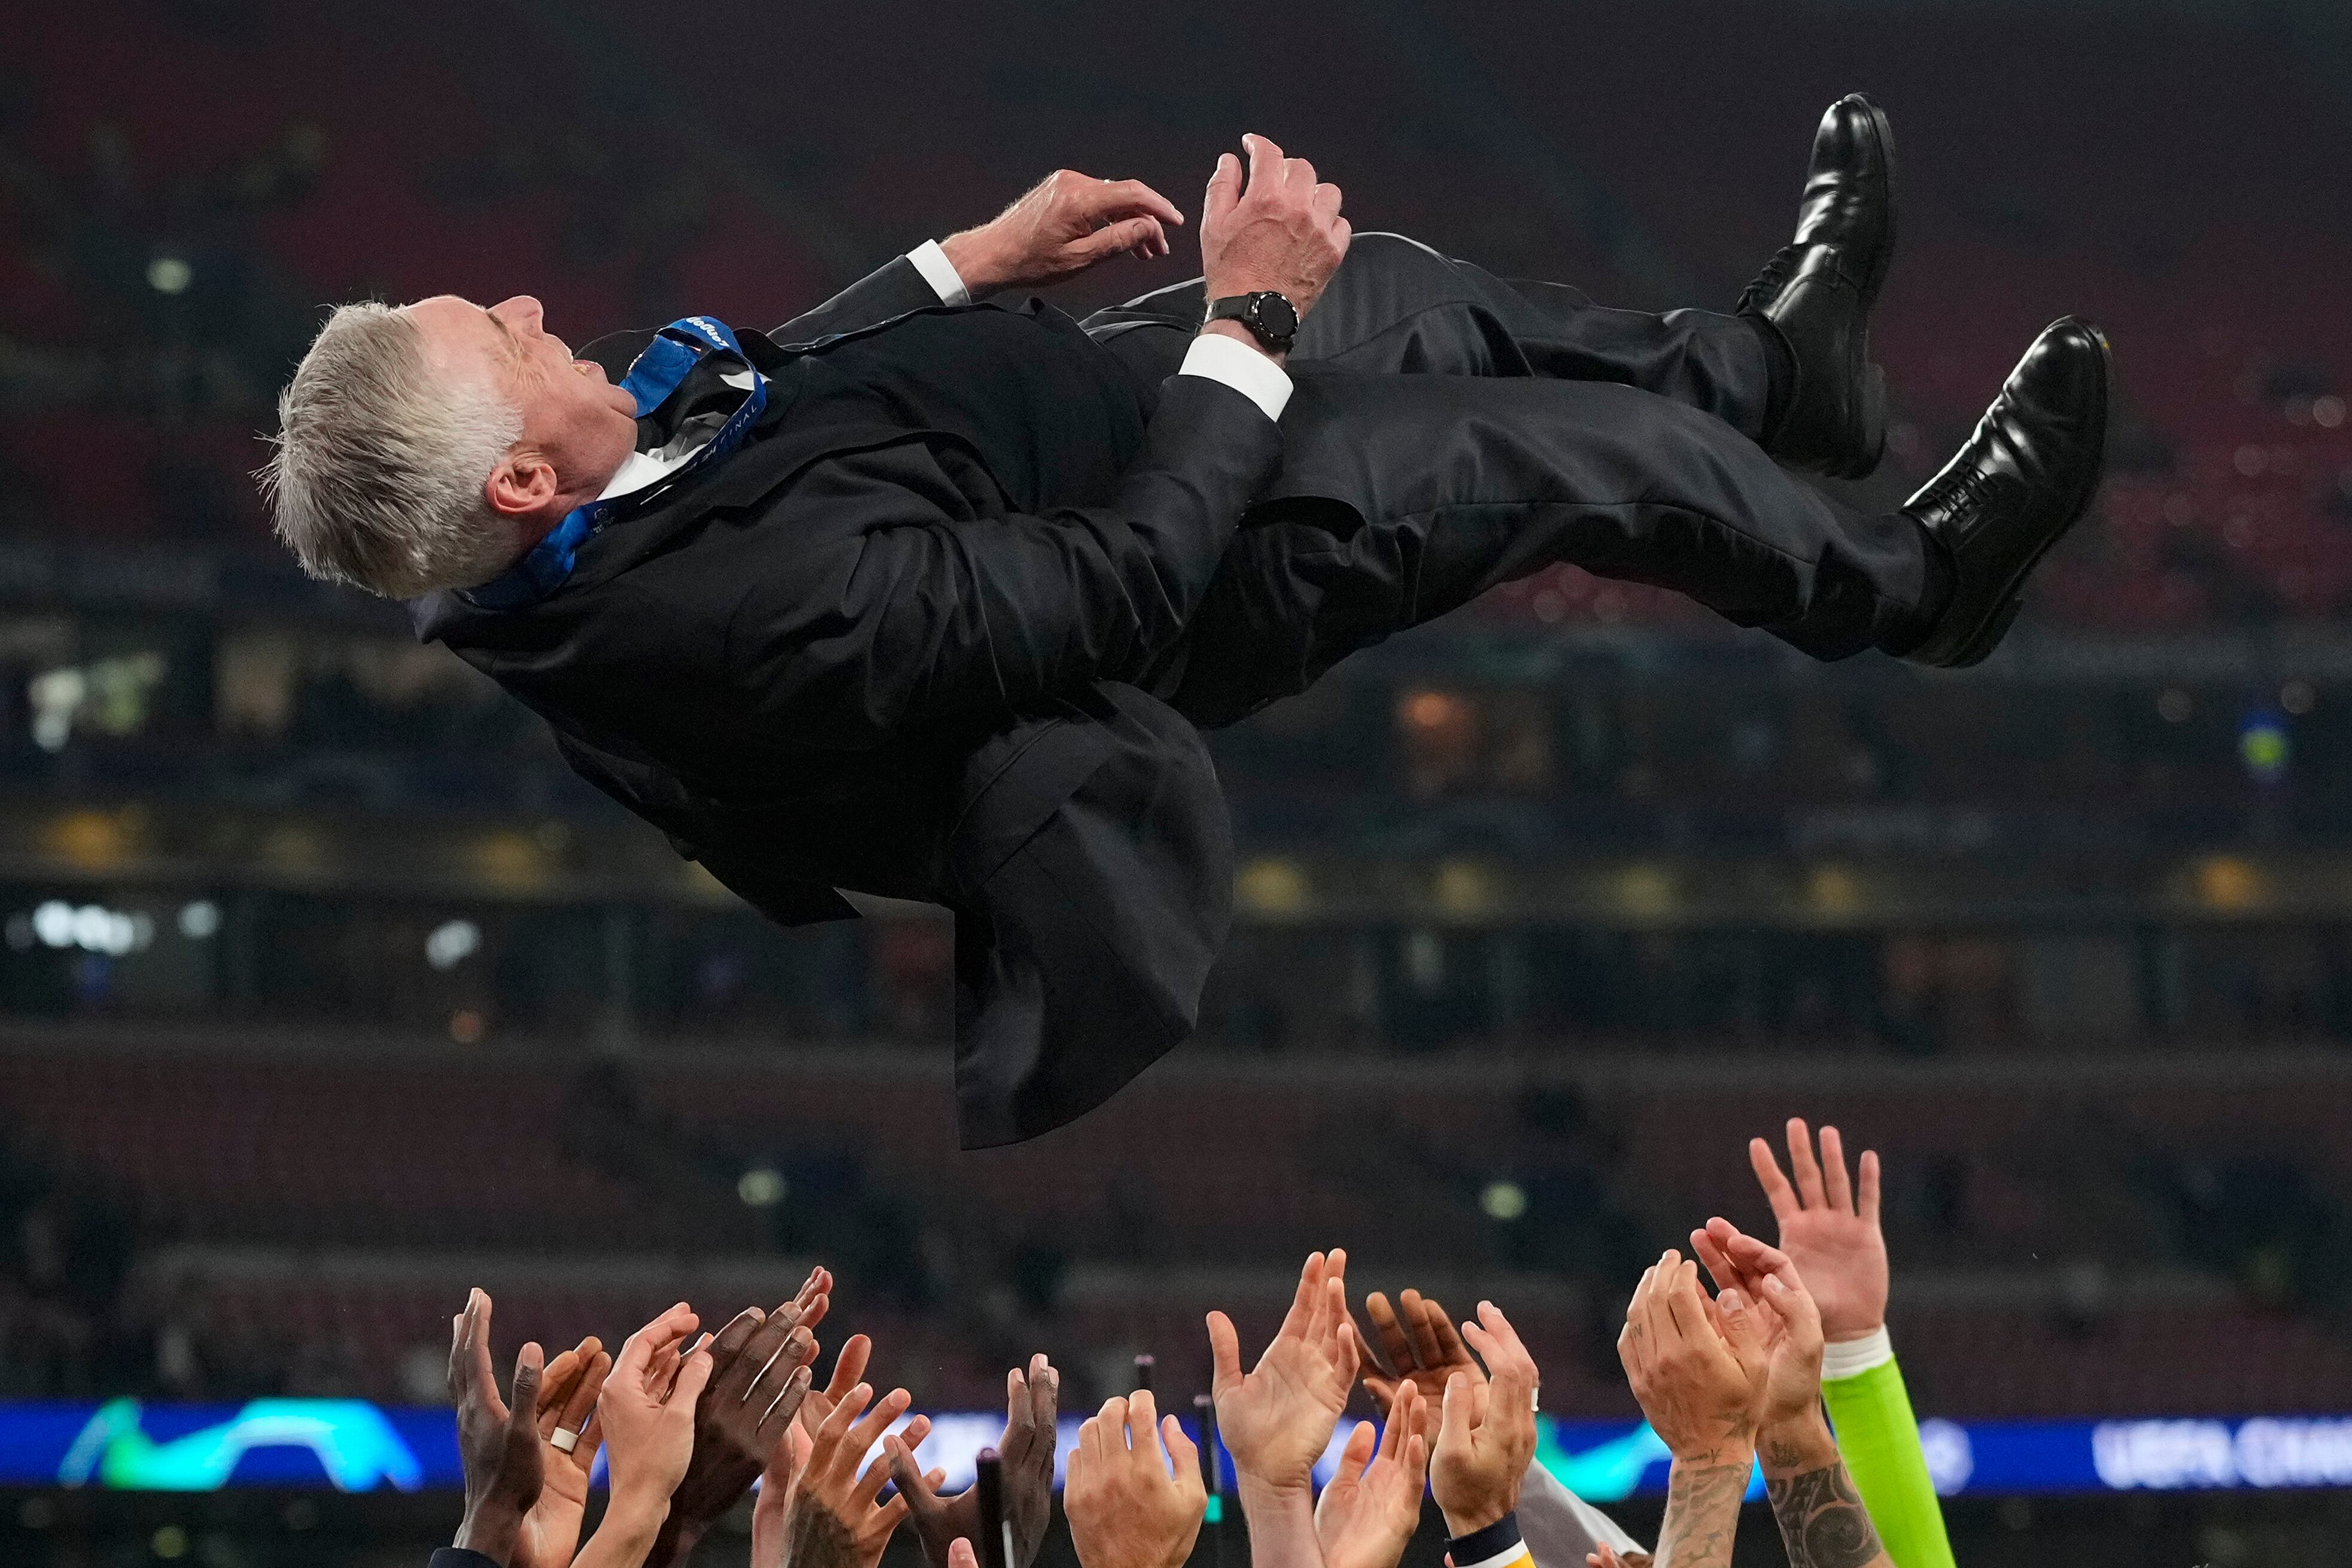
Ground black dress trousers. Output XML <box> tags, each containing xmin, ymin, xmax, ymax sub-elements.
<box><xmin>1081</xmin><ymin>233</ymin><xmax>1936</xmax><ymax>727</ymax></box>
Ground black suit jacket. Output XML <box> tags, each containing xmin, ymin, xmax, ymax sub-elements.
<box><xmin>414</xmin><ymin>259</ymin><xmax>1280</xmax><ymax>1146</ymax></box>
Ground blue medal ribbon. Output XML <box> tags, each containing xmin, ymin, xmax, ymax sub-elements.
<box><xmin>462</xmin><ymin>315</ymin><xmax>769</xmax><ymax>610</ymax></box>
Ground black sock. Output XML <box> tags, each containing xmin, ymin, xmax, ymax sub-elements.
<box><xmin>1882</xmin><ymin>518</ymin><xmax>1958</xmax><ymax>655</ymax></box>
<box><xmin>1745</xmin><ymin>312</ymin><xmax>1798</xmax><ymax>439</ymax></box>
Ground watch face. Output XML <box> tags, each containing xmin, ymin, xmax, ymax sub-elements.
<box><xmin>1248</xmin><ymin>292</ymin><xmax>1299</xmax><ymax>338</ymax></box>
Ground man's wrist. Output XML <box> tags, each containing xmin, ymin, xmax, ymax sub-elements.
<box><xmin>453</xmin><ymin>1511</ymin><xmax>522</xmax><ymax>1566</ymax></box>
<box><xmin>936</xmin><ymin>230</ymin><xmax>1008</xmax><ymax>298</ymax></box>
<box><xmin>1198</xmin><ymin>318</ymin><xmax>1286</xmax><ymax>366</ymax></box>
<box><xmin>1234</xmin><ymin>1469</ymin><xmax>1316</xmax><ymax>1511</ymax></box>
<box><xmin>1438</xmin><ymin>1497</ymin><xmax>1519</xmax><ymax>1540</ymax></box>
<box><xmin>1756</xmin><ymin>1408</ymin><xmax>1839</xmax><ymax>1479</ymax></box>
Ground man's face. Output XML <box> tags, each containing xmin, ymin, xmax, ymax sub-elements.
<box><xmin>405</xmin><ymin>293</ymin><xmax>639</xmax><ymax>516</ymax></box>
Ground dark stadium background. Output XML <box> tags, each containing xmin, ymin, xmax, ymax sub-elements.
<box><xmin>4</xmin><ymin>0</ymin><xmax>2352</xmax><ymax>1562</ymax></box>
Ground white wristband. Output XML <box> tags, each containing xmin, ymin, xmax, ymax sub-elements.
<box><xmin>1820</xmin><ymin>1324</ymin><xmax>1895</xmax><ymax>1382</ymax></box>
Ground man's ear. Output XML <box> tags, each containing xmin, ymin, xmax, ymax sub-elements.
<box><xmin>485</xmin><ymin>451</ymin><xmax>560</xmax><ymax>518</ymax></box>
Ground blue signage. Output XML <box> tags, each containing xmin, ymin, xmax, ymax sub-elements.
<box><xmin>4</xmin><ymin>1400</ymin><xmax>2350</xmax><ymax>1499</ymax></box>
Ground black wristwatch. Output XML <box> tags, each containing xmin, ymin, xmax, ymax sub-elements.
<box><xmin>1204</xmin><ymin>291</ymin><xmax>1300</xmax><ymax>355</ymax></box>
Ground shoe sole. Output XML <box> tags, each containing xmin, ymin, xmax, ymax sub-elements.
<box><xmin>1934</xmin><ymin>322</ymin><xmax>2115</xmax><ymax>668</ymax></box>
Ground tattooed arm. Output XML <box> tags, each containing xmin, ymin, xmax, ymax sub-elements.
<box><xmin>1613</xmin><ymin>1252</ymin><xmax>1770</xmax><ymax>1568</ymax></box>
<box><xmin>1651</xmin><ymin>1455</ymin><xmax>1748</xmax><ymax>1568</ymax></box>
<box><xmin>1759</xmin><ymin>1412</ymin><xmax>1892</xmax><ymax>1568</ymax></box>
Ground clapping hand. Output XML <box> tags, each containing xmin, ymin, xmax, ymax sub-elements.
<box><xmin>516</xmin><ymin>1333</ymin><xmax>615</xmax><ymax>1568</ymax></box>
<box><xmin>448</xmin><ymin>1289</ymin><xmax>545</xmax><ymax>1567</ymax></box>
<box><xmin>1314</xmin><ymin>1379</ymin><xmax>1427</xmax><ymax>1568</ymax></box>
<box><xmin>779</xmin><ymin>1379</ymin><xmax>923</xmax><ymax>1568</ymax></box>
<box><xmin>1751</xmin><ymin>1119</ymin><xmax>1887</xmax><ymax>1343</ymax></box>
<box><xmin>1199</xmin><ymin>133</ymin><xmax>1351</xmax><ymax>342</ymax></box>
<box><xmin>1065</xmin><ymin>1391</ymin><xmax>1208</xmax><ymax>1568</ymax></box>
<box><xmin>649</xmin><ymin>1274</ymin><xmax>828</xmax><ymax>1567</ymax></box>
<box><xmin>1691</xmin><ymin>1220</ymin><xmax>1827</xmax><ymax>1432</ymax></box>
<box><xmin>1429</xmin><ymin>1303</ymin><xmax>1540</xmax><ymax>1537</ymax></box>
<box><xmin>1208</xmin><ymin>1250</ymin><xmax>1359</xmax><ymax>1496</ymax></box>
<box><xmin>1354</xmin><ymin>1288</ymin><xmax>1481</xmax><ymax>1419</ymax></box>
<box><xmin>886</xmin><ymin>1354</ymin><xmax>1061</xmax><ymax>1568</ymax></box>
<box><xmin>939</xmin><ymin>170</ymin><xmax>1187</xmax><ymax>296</ymax></box>
<box><xmin>1615</xmin><ymin>1251</ymin><xmax>1765</xmax><ymax>1466</ymax></box>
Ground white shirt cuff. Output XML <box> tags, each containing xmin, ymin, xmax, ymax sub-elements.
<box><xmin>1820</xmin><ymin>1325</ymin><xmax>1895</xmax><ymax>1382</ymax></box>
<box><xmin>1178</xmin><ymin>331</ymin><xmax>1292</xmax><ymax>421</ymax></box>
<box><xmin>906</xmin><ymin>239</ymin><xmax>971</xmax><ymax>306</ymax></box>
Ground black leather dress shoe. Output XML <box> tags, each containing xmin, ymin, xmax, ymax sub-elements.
<box><xmin>1740</xmin><ymin>93</ymin><xmax>1897</xmax><ymax>478</ymax></box>
<box><xmin>1901</xmin><ymin>317</ymin><xmax>2112</xmax><ymax>668</ymax></box>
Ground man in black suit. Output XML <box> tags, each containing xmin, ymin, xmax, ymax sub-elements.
<box><xmin>266</xmin><ymin>100</ymin><xmax>2109</xmax><ymax>1146</ymax></box>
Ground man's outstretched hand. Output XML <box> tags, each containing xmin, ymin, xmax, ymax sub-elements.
<box><xmin>1750</xmin><ymin>1119</ymin><xmax>1887</xmax><ymax>1342</ymax></box>
<box><xmin>940</xmin><ymin>170</ymin><xmax>1186</xmax><ymax>296</ymax></box>
<box><xmin>886</xmin><ymin>1353</ymin><xmax>1061</xmax><ymax>1568</ymax></box>
<box><xmin>448</xmin><ymin>1289</ymin><xmax>545</xmax><ymax>1567</ymax></box>
<box><xmin>1199</xmin><ymin>132</ymin><xmax>1350</xmax><ymax>342</ymax></box>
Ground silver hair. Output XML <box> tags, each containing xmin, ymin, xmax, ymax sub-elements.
<box><xmin>259</xmin><ymin>302</ymin><xmax>525</xmax><ymax>598</ymax></box>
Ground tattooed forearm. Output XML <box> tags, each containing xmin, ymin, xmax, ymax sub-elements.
<box><xmin>1763</xmin><ymin>1463</ymin><xmax>1889</xmax><ymax>1568</ymax></box>
<box><xmin>1654</xmin><ymin>1459</ymin><xmax>1748</xmax><ymax>1568</ymax></box>
<box><xmin>786</xmin><ymin>1502</ymin><xmax>862</xmax><ymax>1568</ymax></box>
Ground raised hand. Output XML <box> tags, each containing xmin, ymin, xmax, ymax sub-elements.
<box><xmin>938</xmin><ymin>169</ymin><xmax>1187</xmax><ymax>296</ymax></box>
<box><xmin>572</xmin><ymin>1305</ymin><xmax>715</xmax><ymax>1568</ymax></box>
<box><xmin>515</xmin><ymin>1333</ymin><xmax>615</xmax><ymax>1568</ymax></box>
<box><xmin>1429</xmin><ymin>1303</ymin><xmax>1539</xmax><ymax>1536</ymax></box>
<box><xmin>782</xmin><ymin>1379</ymin><xmax>922</xmax><ymax>1568</ymax></box>
<box><xmin>1209</xmin><ymin>1250</ymin><xmax>1359</xmax><ymax>1496</ymax></box>
<box><xmin>448</xmin><ymin>1289</ymin><xmax>545</xmax><ymax>1567</ymax></box>
<box><xmin>1065</xmin><ymin>1390</ymin><xmax>1208</xmax><ymax>1568</ymax></box>
<box><xmin>1615</xmin><ymin>1252</ymin><xmax>1765</xmax><ymax>1467</ymax></box>
<box><xmin>1751</xmin><ymin>1120</ymin><xmax>1887</xmax><ymax>1343</ymax></box>
<box><xmin>1313</xmin><ymin>1379</ymin><xmax>1427</xmax><ymax>1568</ymax></box>
<box><xmin>1199</xmin><ymin>133</ymin><xmax>1351</xmax><ymax>333</ymax></box>
<box><xmin>1354</xmin><ymin>1288</ymin><xmax>1482</xmax><ymax>1419</ymax></box>
<box><xmin>648</xmin><ymin>1288</ymin><xmax>825</xmax><ymax>1568</ymax></box>
<box><xmin>886</xmin><ymin>1353</ymin><xmax>1061</xmax><ymax>1568</ymax></box>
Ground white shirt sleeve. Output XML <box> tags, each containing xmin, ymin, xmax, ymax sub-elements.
<box><xmin>905</xmin><ymin>239</ymin><xmax>971</xmax><ymax>306</ymax></box>
<box><xmin>1177</xmin><ymin>330</ymin><xmax>1293</xmax><ymax>421</ymax></box>
<box><xmin>1518</xmin><ymin>1458</ymin><xmax>1647</xmax><ymax>1564</ymax></box>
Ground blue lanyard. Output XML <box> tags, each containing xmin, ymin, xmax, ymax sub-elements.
<box><xmin>462</xmin><ymin>316</ymin><xmax>770</xmax><ymax>610</ymax></box>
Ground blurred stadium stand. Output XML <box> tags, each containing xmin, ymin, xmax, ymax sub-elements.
<box><xmin>4</xmin><ymin>3</ymin><xmax>2352</xmax><ymax>1531</ymax></box>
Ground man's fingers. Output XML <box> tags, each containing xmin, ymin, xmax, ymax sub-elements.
<box><xmin>1858</xmin><ymin>1148</ymin><xmax>1882</xmax><ymax>1226</ymax></box>
<box><xmin>1126</xmin><ymin>1388</ymin><xmax>1159</xmax><ymax>1455</ymax></box>
<box><xmin>1690</xmin><ymin>1227</ymin><xmax>1745</xmax><ymax>1297</ymax></box>
<box><xmin>1093</xmin><ymin>177</ymin><xmax>1185</xmax><ymax>227</ymax></box>
<box><xmin>1436</xmin><ymin>1372</ymin><xmax>1472</xmax><ymax>1451</ymax></box>
<box><xmin>1207</xmin><ymin>1311</ymin><xmax>1242</xmax><ymax>1393</ymax></box>
<box><xmin>469</xmin><ymin>1291</ymin><xmax>505</xmax><ymax>1419</ymax></box>
<box><xmin>843</xmin><ymin>1388</ymin><xmax>912</xmax><ymax>1470</ymax></box>
<box><xmin>1241</xmin><ymin>132</ymin><xmax>1284</xmax><ymax>195</ymax></box>
<box><xmin>508</xmin><ymin>1341</ymin><xmax>545</xmax><ymax>1440</ymax></box>
<box><xmin>1749</xmin><ymin>1136</ymin><xmax>1802</xmax><ymax>1224</ymax></box>
<box><xmin>670</xmin><ymin>1347</ymin><xmax>716</xmax><ymax>1409</ymax></box>
<box><xmin>885</xmin><ymin>1434</ymin><xmax>939</xmax><ymax>1507</ymax></box>
<box><xmin>1282</xmin><ymin>155</ymin><xmax>1317</xmax><ymax>191</ymax></box>
<box><xmin>1076</xmin><ymin>215</ymin><xmax>1165</xmax><ymax>262</ymax></box>
<box><xmin>1204</xmin><ymin>153</ymin><xmax>1240</xmax><ymax>226</ymax></box>
<box><xmin>1786</xmin><ymin>1117</ymin><xmax>1828</xmax><ymax>1209</ymax></box>
<box><xmin>1820</xmin><ymin>1125</ymin><xmax>1855</xmax><ymax>1213</ymax></box>
<box><xmin>949</xmin><ymin>1537</ymin><xmax>979</xmax><ymax>1568</ymax></box>
<box><xmin>1310</xmin><ymin>183</ymin><xmax>1342</xmax><ymax>221</ymax></box>
<box><xmin>1403</xmin><ymin>1291</ymin><xmax>1447</xmax><ymax>1371</ymax></box>
<box><xmin>555</xmin><ymin>1348</ymin><xmax>609</xmax><ymax>1444</ymax></box>
<box><xmin>1339</xmin><ymin>1419</ymin><xmax>1376</xmax><ymax>1476</ymax></box>
<box><xmin>827</xmin><ymin>1335</ymin><xmax>873</xmax><ymax>1403</ymax></box>
<box><xmin>1364</xmin><ymin>1292</ymin><xmax>1413</xmax><ymax>1374</ymax></box>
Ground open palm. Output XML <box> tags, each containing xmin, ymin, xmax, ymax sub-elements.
<box><xmin>1315</xmin><ymin>1380</ymin><xmax>1427</xmax><ymax>1568</ymax></box>
<box><xmin>1750</xmin><ymin>1119</ymin><xmax>1887</xmax><ymax>1341</ymax></box>
<box><xmin>1210</xmin><ymin>1250</ymin><xmax>1358</xmax><ymax>1493</ymax></box>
